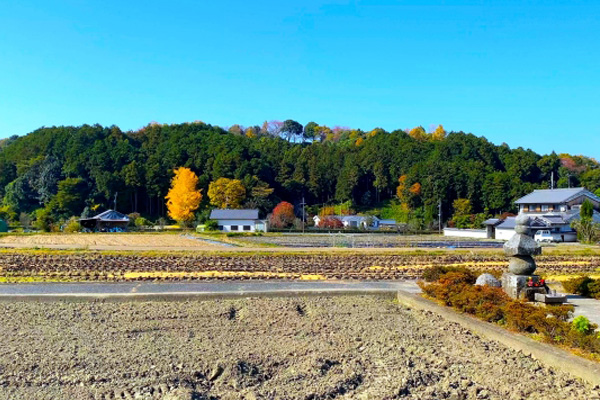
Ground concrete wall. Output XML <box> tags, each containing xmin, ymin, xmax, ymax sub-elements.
<box><xmin>496</xmin><ymin>228</ymin><xmax>515</xmax><ymax>241</ymax></box>
<box><xmin>443</xmin><ymin>228</ymin><xmax>488</xmax><ymax>239</ymax></box>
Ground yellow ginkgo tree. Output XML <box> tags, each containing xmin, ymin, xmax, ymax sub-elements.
<box><xmin>165</xmin><ymin>167</ymin><xmax>202</xmax><ymax>226</ymax></box>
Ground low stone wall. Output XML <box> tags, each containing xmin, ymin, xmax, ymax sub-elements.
<box><xmin>443</xmin><ymin>228</ymin><xmax>488</xmax><ymax>239</ymax></box>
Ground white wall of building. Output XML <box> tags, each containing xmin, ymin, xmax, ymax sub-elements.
<box><xmin>443</xmin><ymin>228</ymin><xmax>488</xmax><ymax>239</ymax></box>
<box><xmin>217</xmin><ymin>219</ymin><xmax>257</xmax><ymax>232</ymax></box>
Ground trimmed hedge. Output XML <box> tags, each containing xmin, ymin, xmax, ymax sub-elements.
<box><xmin>563</xmin><ymin>276</ymin><xmax>600</xmax><ymax>299</ymax></box>
<box><xmin>419</xmin><ymin>271</ymin><xmax>600</xmax><ymax>358</ymax></box>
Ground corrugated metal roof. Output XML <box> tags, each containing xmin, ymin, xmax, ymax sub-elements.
<box><xmin>515</xmin><ymin>188</ymin><xmax>600</xmax><ymax>204</ymax></box>
<box><xmin>210</xmin><ymin>209</ymin><xmax>259</xmax><ymax>220</ymax></box>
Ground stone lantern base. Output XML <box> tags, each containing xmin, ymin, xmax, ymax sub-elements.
<box><xmin>502</xmin><ymin>273</ymin><xmax>547</xmax><ymax>301</ymax></box>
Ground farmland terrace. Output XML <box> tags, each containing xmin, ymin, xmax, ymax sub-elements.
<box><xmin>0</xmin><ymin>251</ymin><xmax>598</xmax><ymax>283</ymax></box>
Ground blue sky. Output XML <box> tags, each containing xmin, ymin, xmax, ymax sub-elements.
<box><xmin>1</xmin><ymin>1</ymin><xmax>599</xmax><ymax>158</ymax></box>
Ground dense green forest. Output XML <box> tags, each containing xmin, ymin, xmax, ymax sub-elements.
<box><xmin>0</xmin><ymin>120</ymin><xmax>599</xmax><ymax>229</ymax></box>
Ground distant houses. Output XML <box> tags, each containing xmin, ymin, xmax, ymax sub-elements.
<box><xmin>312</xmin><ymin>215</ymin><xmax>397</xmax><ymax>230</ymax></box>
<box><xmin>209</xmin><ymin>209</ymin><xmax>268</xmax><ymax>232</ymax></box>
<box><xmin>445</xmin><ymin>187</ymin><xmax>600</xmax><ymax>242</ymax></box>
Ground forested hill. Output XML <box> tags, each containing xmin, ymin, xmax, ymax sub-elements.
<box><xmin>0</xmin><ymin>121</ymin><xmax>599</xmax><ymax>226</ymax></box>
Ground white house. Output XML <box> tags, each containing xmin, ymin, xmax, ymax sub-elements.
<box><xmin>312</xmin><ymin>215</ymin><xmax>397</xmax><ymax>230</ymax></box>
<box><xmin>492</xmin><ymin>188</ymin><xmax>600</xmax><ymax>241</ymax></box>
<box><xmin>209</xmin><ymin>209</ymin><xmax>268</xmax><ymax>232</ymax></box>
<box><xmin>446</xmin><ymin>187</ymin><xmax>600</xmax><ymax>241</ymax></box>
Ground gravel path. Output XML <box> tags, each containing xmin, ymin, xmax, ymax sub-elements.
<box><xmin>0</xmin><ymin>296</ymin><xmax>598</xmax><ymax>400</ymax></box>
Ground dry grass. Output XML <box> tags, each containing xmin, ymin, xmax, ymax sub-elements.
<box><xmin>0</xmin><ymin>233</ymin><xmax>228</xmax><ymax>249</ymax></box>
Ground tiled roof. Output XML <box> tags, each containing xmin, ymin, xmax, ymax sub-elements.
<box><xmin>210</xmin><ymin>209</ymin><xmax>259</xmax><ymax>220</ymax></box>
<box><xmin>515</xmin><ymin>188</ymin><xmax>600</xmax><ymax>204</ymax></box>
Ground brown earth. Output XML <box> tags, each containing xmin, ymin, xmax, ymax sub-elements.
<box><xmin>0</xmin><ymin>296</ymin><xmax>598</xmax><ymax>400</ymax></box>
<box><xmin>1</xmin><ymin>252</ymin><xmax>598</xmax><ymax>283</ymax></box>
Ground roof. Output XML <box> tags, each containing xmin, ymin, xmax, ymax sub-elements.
<box><xmin>210</xmin><ymin>209</ymin><xmax>259</xmax><ymax>220</ymax></box>
<box><xmin>496</xmin><ymin>217</ymin><xmax>516</xmax><ymax>230</ymax></box>
<box><xmin>482</xmin><ymin>218</ymin><xmax>501</xmax><ymax>226</ymax></box>
<box><xmin>379</xmin><ymin>219</ymin><xmax>397</xmax><ymax>224</ymax></box>
<box><xmin>80</xmin><ymin>210</ymin><xmax>129</xmax><ymax>222</ymax></box>
<box><xmin>495</xmin><ymin>210</ymin><xmax>600</xmax><ymax>230</ymax></box>
<box><xmin>515</xmin><ymin>188</ymin><xmax>600</xmax><ymax>205</ymax></box>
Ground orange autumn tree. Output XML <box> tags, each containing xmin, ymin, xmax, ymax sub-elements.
<box><xmin>165</xmin><ymin>167</ymin><xmax>202</xmax><ymax>226</ymax></box>
<box><xmin>269</xmin><ymin>201</ymin><xmax>296</xmax><ymax>228</ymax></box>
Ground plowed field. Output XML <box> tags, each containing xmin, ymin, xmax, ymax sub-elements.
<box><xmin>0</xmin><ymin>296</ymin><xmax>597</xmax><ymax>400</ymax></box>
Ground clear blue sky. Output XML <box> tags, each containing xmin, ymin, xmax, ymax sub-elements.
<box><xmin>1</xmin><ymin>1</ymin><xmax>598</xmax><ymax>158</ymax></box>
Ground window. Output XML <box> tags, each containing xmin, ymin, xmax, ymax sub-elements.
<box><xmin>230</xmin><ymin>225</ymin><xmax>238</xmax><ymax>231</ymax></box>
<box><xmin>243</xmin><ymin>225</ymin><xmax>251</xmax><ymax>231</ymax></box>
<box><xmin>542</xmin><ymin>205</ymin><xmax>549</xmax><ymax>212</ymax></box>
<box><xmin>218</xmin><ymin>225</ymin><xmax>223</xmax><ymax>231</ymax></box>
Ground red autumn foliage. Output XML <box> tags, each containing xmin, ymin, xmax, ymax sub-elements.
<box><xmin>269</xmin><ymin>201</ymin><xmax>295</xmax><ymax>228</ymax></box>
<box><xmin>319</xmin><ymin>216</ymin><xmax>344</xmax><ymax>229</ymax></box>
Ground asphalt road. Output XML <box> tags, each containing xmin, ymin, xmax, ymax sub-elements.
<box><xmin>0</xmin><ymin>281</ymin><xmax>421</xmax><ymax>301</ymax></box>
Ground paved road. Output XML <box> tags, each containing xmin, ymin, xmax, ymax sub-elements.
<box><xmin>0</xmin><ymin>281</ymin><xmax>421</xmax><ymax>301</ymax></box>
<box><xmin>0</xmin><ymin>281</ymin><xmax>598</xmax><ymax>326</ymax></box>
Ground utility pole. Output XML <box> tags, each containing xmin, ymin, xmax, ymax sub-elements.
<box><xmin>113</xmin><ymin>192</ymin><xmax>118</xmax><ymax>211</ymax></box>
<box><xmin>551</xmin><ymin>171</ymin><xmax>554</xmax><ymax>189</ymax></box>
<box><xmin>300</xmin><ymin>196</ymin><xmax>307</xmax><ymax>234</ymax></box>
<box><xmin>438</xmin><ymin>199</ymin><xmax>442</xmax><ymax>234</ymax></box>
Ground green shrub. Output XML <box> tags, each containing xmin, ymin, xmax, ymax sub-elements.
<box><xmin>563</xmin><ymin>276</ymin><xmax>600</xmax><ymax>299</ymax></box>
<box><xmin>63</xmin><ymin>217</ymin><xmax>82</xmax><ymax>233</ymax></box>
<box><xmin>204</xmin><ymin>219</ymin><xmax>219</xmax><ymax>231</ymax></box>
<box><xmin>572</xmin><ymin>316</ymin><xmax>593</xmax><ymax>334</ymax></box>
<box><xmin>134</xmin><ymin>217</ymin><xmax>150</xmax><ymax>228</ymax></box>
<box><xmin>588</xmin><ymin>280</ymin><xmax>600</xmax><ymax>299</ymax></box>
<box><xmin>562</xmin><ymin>276</ymin><xmax>595</xmax><ymax>297</ymax></box>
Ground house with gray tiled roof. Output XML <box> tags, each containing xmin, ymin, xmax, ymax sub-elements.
<box><xmin>492</xmin><ymin>188</ymin><xmax>600</xmax><ymax>241</ymax></box>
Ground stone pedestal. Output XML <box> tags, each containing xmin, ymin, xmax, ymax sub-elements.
<box><xmin>534</xmin><ymin>292</ymin><xmax>567</xmax><ymax>304</ymax></box>
<box><xmin>502</xmin><ymin>273</ymin><xmax>547</xmax><ymax>301</ymax></box>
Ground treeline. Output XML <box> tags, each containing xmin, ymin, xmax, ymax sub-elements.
<box><xmin>0</xmin><ymin>120</ymin><xmax>599</xmax><ymax>228</ymax></box>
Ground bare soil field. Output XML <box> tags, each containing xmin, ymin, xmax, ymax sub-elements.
<box><xmin>0</xmin><ymin>296</ymin><xmax>598</xmax><ymax>400</ymax></box>
<box><xmin>0</xmin><ymin>234</ymin><xmax>228</xmax><ymax>250</ymax></box>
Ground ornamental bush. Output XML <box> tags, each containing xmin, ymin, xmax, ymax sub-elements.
<box><xmin>562</xmin><ymin>276</ymin><xmax>600</xmax><ymax>299</ymax></box>
<box><xmin>419</xmin><ymin>271</ymin><xmax>600</xmax><ymax>358</ymax></box>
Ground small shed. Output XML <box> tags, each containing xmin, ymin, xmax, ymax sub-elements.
<box><xmin>482</xmin><ymin>218</ymin><xmax>503</xmax><ymax>239</ymax></box>
<box><xmin>0</xmin><ymin>218</ymin><xmax>7</xmax><ymax>233</ymax></box>
<box><xmin>79</xmin><ymin>210</ymin><xmax>130</xmax><ymax>232</ymax></box>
